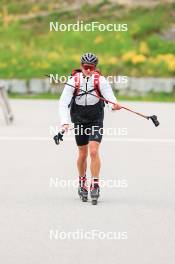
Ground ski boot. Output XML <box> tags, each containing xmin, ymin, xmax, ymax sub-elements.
<box><xmin>78</xmin><ymin>176</ymin><xmax>88</xmax><ymax>202</ymax></box>
<box><xmin>90</xmin><ymin>183</ymin><xmax>100</xmax><ymax>205</ymax></box>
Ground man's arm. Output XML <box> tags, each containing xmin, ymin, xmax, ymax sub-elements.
<box><xmin>99</xmin><ymin>76</ymin><xmax>122</xmax><ymax>110</ymax></box>
<box><xmin>59</xmin><ymin>78</ymin><xmax>75</xmax><ymax>129</ymax></box>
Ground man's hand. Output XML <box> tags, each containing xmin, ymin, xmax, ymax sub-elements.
<box><xmin>62</xmin><ymin>124</ymin><xmax>69</xmax><ymax>132</ymax></box>
<box><xmin>53</xmin><ymin>124</ymin><xmax>69</xmax><ymax>145</ymax></box>
<box><xmin>112</xmin><ymin>103</ymin><xmax>122</xmax><ymax>110</ymax></box>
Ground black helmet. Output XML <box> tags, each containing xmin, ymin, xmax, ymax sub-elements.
<box><xmin>81</xmin><ymin>53</ymin><xmax>98</xmax><ymax>66</ymax></box>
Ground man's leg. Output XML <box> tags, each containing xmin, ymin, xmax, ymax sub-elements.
<box><xmin>77</xmin><ymin>144</ymin><xmax>89</xmax><ymax>201</ymax></box>
<box><xmin>77</xmin><ymin>145</ymin><xmax>88</xmax><ymax>177</ymax></box>
<box><xmin>88</xmin><ymin>122</ymin><xmax>103</xmax><ymax>179</ymax></box>
<box><xmin>89</xmin><ymin>141</ymin><xmax>101</xmax><ymax>179</ymax></box>
<box><xmin>89</xmin><ymin>141</ymin><xmax>101</xmax><ymax>204</ymax></box>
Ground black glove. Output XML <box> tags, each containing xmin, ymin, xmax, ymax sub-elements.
<box><xmin>53</xmin><ymin>131</ymin><xmax>64</xmax><ymax>145</ymax></box>
<box><xmin>149</xmin><ymin>115</ymin><xmax>160</xmax><ymax>127</ymax></box>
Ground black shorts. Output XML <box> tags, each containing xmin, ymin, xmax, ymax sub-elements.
<box><xmin>74</xmin><ymin>122</ymin><xmax>103</xmax><ymax>146</ymax></box>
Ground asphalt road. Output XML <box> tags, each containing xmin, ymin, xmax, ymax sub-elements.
<box><xmin>0</xmin><ymin>99</ymin><xmax>175</xmax><ymax>264</ymax></box>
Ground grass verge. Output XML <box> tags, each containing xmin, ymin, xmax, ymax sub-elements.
<box><xmin>8</xmin><ymin>91</ymin><xmax>175</xmax><ymax>102</ymax></box>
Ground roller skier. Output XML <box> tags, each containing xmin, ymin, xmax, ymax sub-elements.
<box><xmin>58</xmin><ymin>53</ymin><xmax>122</xmax><ymax>204</ymax></box>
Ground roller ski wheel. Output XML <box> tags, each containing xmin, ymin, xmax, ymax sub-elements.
<box><xmin>90</xmin><ymin>184</ymin><xmax>100</xmax><ymax>205</ymax></box>
<box><xmin>82</xmin><ymin>196</ymin><xmax>88</xmax><ymax>202</ymax></box>
<box><xmin>92</xmin><ymin>199</ymin><xmax>98</xmax><ymax>205</ymax></box>
<box><xmin>78</xmin><ymin>187</ymin><xmax>88</xmax><ymax>202</ymax></box>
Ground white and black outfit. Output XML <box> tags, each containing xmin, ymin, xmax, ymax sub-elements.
<box><xmin>59</xmin><ymin>72</ymin><xmax>117</xmax><ymax>146</ymax></box>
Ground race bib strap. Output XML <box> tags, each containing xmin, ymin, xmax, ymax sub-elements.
<box><xmin>94</xmin><ymin>72</ymin><xmax>100</xmax><ymax>96</ymax></box>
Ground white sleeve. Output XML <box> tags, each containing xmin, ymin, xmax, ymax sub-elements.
<box><xmin>99</xmin><ymin>76</ymin><xmax>117</xmax><ymax>108</ymax></box>
<box><xmin>59</xmin><ymin>78</ymin><xmax>75</xmax><ymax>126</ymax></box>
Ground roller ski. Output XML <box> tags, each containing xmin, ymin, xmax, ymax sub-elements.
<box><xmin>90</xmin><ymin>179</ymin><xmax>100</xmax><ymax>205</ymax></box>
<box><xmin>78</xmin><ymin>176</ymin><xmax>88</xmax><ymax>202</ymax></box>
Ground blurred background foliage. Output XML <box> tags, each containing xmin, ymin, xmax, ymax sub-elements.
<box><xmin>0</xmin><ymin>0</ymin><xmax>175</xmax><ymax>78</ymax></box>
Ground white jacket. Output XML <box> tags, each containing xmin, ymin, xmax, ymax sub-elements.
<box><xmin>59</xmin><ymin>72</ymin><xmax>117</xmax><ymax>125</ymax></box>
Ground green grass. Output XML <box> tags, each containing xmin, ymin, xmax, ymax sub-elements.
<box><xmin>117</xmin><ymin>91</ymin><xmax>175</xmax><ymax>102</ymax></box>
<box><xmin>8</xmin><ymin>92</ymin><xmax>60</xmax><ymax>100</ymax></box>
<box><xmin>8</xmin><ymin>91</ymin><xmax>175</xmax><ymax>102</ymax></box>
<box><xmin>0</xmin><ymin>1</ymin><xmax>175</xmax><ymax>78</ymax></box>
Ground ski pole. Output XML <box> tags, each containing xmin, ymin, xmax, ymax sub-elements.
<box><xmin>45</xmin><ymin>75</ymin><xmax>160</xmax><ymax>127</ymax></box>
